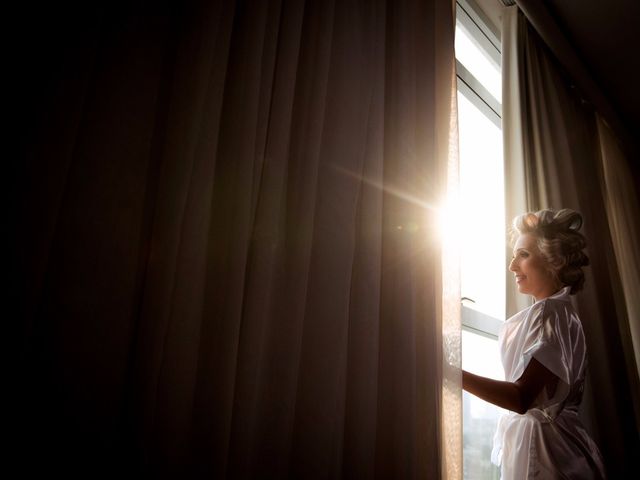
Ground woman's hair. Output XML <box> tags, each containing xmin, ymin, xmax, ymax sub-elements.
<box><xmin>511</xmin><ymin>209</ymin><xmax>589</xmax><ymax>294</ymax></box>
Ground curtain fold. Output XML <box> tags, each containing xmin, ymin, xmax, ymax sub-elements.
<box><xmin>596</xmin><ymin>116</ymin><xmax>640</xmax><ymax>381</ymax></box>
<box><xmin>14</xmin><ymin>0</ymin><xmax>460</xmax><ymax>478</ymax></box>
<box><xmin>502</xmin><ymin>7</ymin><xmax>640</xmax><ymax>477</ymax></box>
<box><xmin>501</xmin><ymin>5</ymin><xmax>530</xmax><ymax>318</ymax></box>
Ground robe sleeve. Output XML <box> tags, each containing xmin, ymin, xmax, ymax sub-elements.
<box><xmin>519</xmin><ymin>301</ymin><xmax>571</xmax><ymax>385</ymax></box>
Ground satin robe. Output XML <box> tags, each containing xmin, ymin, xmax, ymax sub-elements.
<box><xmin>491</xmin><ymin>286</ymin><xmax>606</xmax><ymax>479</ymax></box>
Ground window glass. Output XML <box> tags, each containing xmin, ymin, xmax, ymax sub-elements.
<box><xmin>455</xmin><ymin>20</ymin><xmax>502</xmax><ymax>103</ymax></box>
<box><xmin>457</xmin><ymin>92</ymin><xmax>505</xmax><ymax>321</ymax></box>
<box><xmin>462</xmin><ymin>329</ymin><xmax>504</xmax><ymax>480</ymax></box>
<box><xmin>455</xmin><ymin>2</ymin><xmax>506</xmax><ymax>478</ymax></box>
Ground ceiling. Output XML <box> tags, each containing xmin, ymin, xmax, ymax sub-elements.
<box><xmin>477</xmin><ymin>0</ymin><xmax>639</xmax><ymax>176</ymax></box>
<box><xmin>544</xmin><ymin>0</ymin><xmax>640</xmax><ymax>160</ymax></box>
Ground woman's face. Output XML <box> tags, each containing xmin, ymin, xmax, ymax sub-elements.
<box><xmin>509</xmin><ymin>233</ymin><xmax>558</xmax><ymax>301</ymax></box>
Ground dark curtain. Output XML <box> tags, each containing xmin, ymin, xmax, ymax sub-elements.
<box><xmin>511</xmin><ymin>11</ymin><xmax>640</xmax><ymax>478</ymax></box>
<box><xmin>12</xmin><ymin>0</ymin><xmax>460</xmax><ymax>478</ymax></box>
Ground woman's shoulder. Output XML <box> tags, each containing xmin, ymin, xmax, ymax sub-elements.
<box><xmin>508</xmin><ymin>291</ymin><xmax>580</xmax><ymax>329</ymax></box>
<box><xmin>521</xmin><ymin>287</ymin><xmax>575</xmax><ymax>320</ymax></box>
<box><xmin>529</xmin><ymin>291</ymin><xmax>584</xmax><ymax>338</ymax></box>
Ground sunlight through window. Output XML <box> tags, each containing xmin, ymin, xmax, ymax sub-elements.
<box><xmin>455</xmin><ymin>21</ymin><xmax>501</xmax><ymax>103</ymax></box>
<box><xmin>457</xmin><ymin>92</ymin><xmax>505</xmax><ymax>321</ymax></box>
<box><xmin>455</xmin><ymin>1</ymin><xmax>505</xmax><ymax>479</ymax></box>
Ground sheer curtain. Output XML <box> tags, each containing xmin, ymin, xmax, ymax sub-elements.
<box><xmin>502</xmin><ymin>6</ymin><xmax>640</xmax><ymax>477</ymax></box>
<box><xmin>14</xmin><ymin>0</ymin><xmax>461</xmax><ymax>478</ymax></box>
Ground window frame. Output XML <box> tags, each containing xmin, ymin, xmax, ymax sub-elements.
<box><xmin>456</xmin><ymin>0</ymin><xmax>504</xmax><ymax>339</ymax></box>
<box><xmin>455</xmin><ymin>4</ymin><xmax>506</xmax><ymax>478</ymax></box>
<box><xmin>456</xmin><ymin>0</ymin><xmax>502</xmax><ymax>129</ymax></box>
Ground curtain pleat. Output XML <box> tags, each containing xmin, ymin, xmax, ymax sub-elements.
<box><xmin>596</xmin><ymin>116</ymin><xmax>640</xmax><ymax>382</ymax></box>
<box><xmin>501</xmin><ymin>6</ymin><xmax>530</xmax><ymax>318</ymax></box>
<box><xmin>14</xmin><ymin>0</ymin><xmax>460</xmax><ymax>478</ymax></box>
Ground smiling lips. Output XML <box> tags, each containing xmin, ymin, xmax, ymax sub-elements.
<box><xmin>515</xmin><ymin>275</ymin><xmax>526</xmax><ymax>283</ymax></box>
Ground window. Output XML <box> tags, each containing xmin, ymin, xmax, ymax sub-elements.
<box><xmin>455</xmin><ymin>1</ymin><xmax>505</xmax><ymax>479</ymax></box>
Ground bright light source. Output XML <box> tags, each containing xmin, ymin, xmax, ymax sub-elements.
<box><xmin>457</xmin><ymin>92</ymin><xmax>505</xmax><ymax>321</ymax></box>
<box><xmin>438</xmin><ymin>194</ymin><xmax>462</xmax><ymax>249</ymax></box>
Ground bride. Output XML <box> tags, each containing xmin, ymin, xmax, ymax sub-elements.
<box><xmin>462</xmin><ymin>209</ymin><xmax>606</xmax><ymax>479</ymax></box>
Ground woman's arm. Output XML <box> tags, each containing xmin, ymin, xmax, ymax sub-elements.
<box><xmin>462</xmin><ymin>358</ymin><xmax>558</xmax><ymax>414</ymax></box>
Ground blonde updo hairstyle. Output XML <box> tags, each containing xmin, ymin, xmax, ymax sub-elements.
<box><xmin>511</xmin><ymin>209</ymin><xmax>589</xmax><ymax>294</ymax></box>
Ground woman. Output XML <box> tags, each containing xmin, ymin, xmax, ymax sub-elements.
<box><xmin>463</xmin><ymin>209</ymin><xmax>606</xmax><ymax>479</ymax></box>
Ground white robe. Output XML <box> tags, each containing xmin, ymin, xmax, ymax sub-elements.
<box><xmin>491</xmin><ymin>286</ymin><xmax>606</xmax><ymax>479</ymax></box>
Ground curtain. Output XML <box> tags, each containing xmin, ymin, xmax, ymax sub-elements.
<box><xmin>502</xmin><ymin>6</ymin><xmax>640</xmax><ymax>477</ymax></box>
<box><xmin>13</xmin><ymin>0</ymin><xmax>461</xmax><ymax>478</ymax></box>
<box><xmin>596</xmin><ymin>116</ymin><xmax>640</xmax><ymax>381</ymax></box>
<box><xmin>501</xmin><ymin>5</ymin><xmax>530</xmax><ymax>318</ymax></box>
